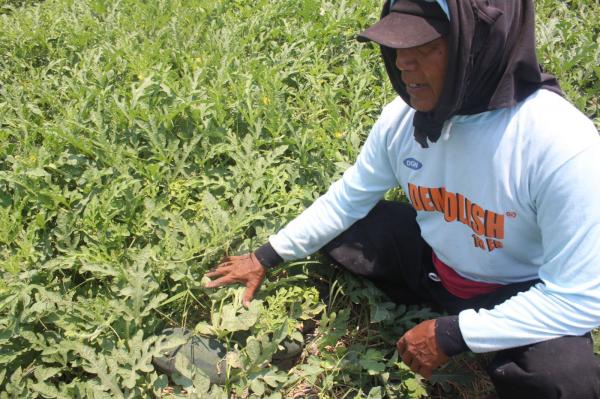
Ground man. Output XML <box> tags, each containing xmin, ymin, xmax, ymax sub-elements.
<box><xmin>205</xmin><ymin>0</ymin><xmax>600</xmax><ymax>397</ymax></box>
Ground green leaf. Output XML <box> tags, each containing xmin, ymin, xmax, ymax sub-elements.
<box><xmin>397</xmin><ymin>362</ymin><xmax>427</xmax><ymax>398</ymax></box>
<box><xmin>193</xmin><ymin>369</ymin><xmax>211</xmax><ymax>395</ymax></box>
<box><xmin>245</xmin><ymin>337</ymin><xmax>261</xmax><ymax>362</ymax></box>
<box><xmin>367</xmin><ymin>386</ymin><xmax>384</xmax><ymax>399</ymax></box>
<box><xmin>262</xmin><ymin>371</ymin><xmax>288</xmax><ymax>388</ymax></box>
<box><xmin>404</xmin><ymin>376</ymin><xmax>427</xmax><ymax>399</ymax></box>
<box><xmin>250</xmin><ymin>378</ymin><xmax>266</xmax><ymax>395</ymax></box>
<box><xmin>171</xmin><ymin>371</ymin><xmax>193</xmax><ymax>389</ymax></box>
<box><xmin>153</xmin><ymin>374</ymin><xmax>169</xmax><ymax>390</ymax></box>
<box><xmin>174</xmin><ymin>352</ymin><xmax>194</xmax><ymax>380</ymax></box>
<box><xmin>29</xmin><ymin>380</ymin><xmax>59</xmax><ymax>398</ymax></box>
<box><xmin>34</xmin><ymin>367</ymin><xmax>61</xmax><ymax>382</ymax></box>
<box><xmin>131</xmin><ymin>75</ymin><xmax>155</xmax><ymax>108</ymax></box>
<box><xmin>290</xmin><ymin>330</ymin><xmax>304</xmax><ymax>343</ymax></box>
<box><xmin>359</xmin><ymin>349</ymin><xmax>386</xmax><ymax>375</ymax></box>
<box><xmin>160</xmin><ymin>333</ymin><xmax>189</xmax><ymax>352</ymax></box>
<box><xmin>370</xmin><ymin>302</ymin><xmax>396</xmax><ymax>323</ymax></box>
<box><xmin>318</xmin><ymin>308</ymin><xmax>350</xmax><ymax>347</ymax></box>
<box><xmin>218</xmin><ymin>300</ymin><xmax>263</xmax><ymax>332</ymax></box>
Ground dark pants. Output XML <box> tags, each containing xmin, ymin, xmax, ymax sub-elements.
<box><xmin>322</xmin><ymin>201</ymin><xmax>600</xmax><ymax>399</ymax></box>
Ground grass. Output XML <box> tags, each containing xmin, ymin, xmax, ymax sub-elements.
<box><xmin>0</xmin><ymin>0</ymin><xmax>598</xmax><ymax>397</ymax></box>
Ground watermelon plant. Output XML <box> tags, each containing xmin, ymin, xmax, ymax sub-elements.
<box><xmin>0</xmin><ymin>0</ymin><xmax>598</xmax><ymax>397</ymax></box>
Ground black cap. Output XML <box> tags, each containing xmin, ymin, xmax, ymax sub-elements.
<box><xmin>357</xmin><ymin>0</ymin><xmax>449</xmax><ymax>49</ymax></box>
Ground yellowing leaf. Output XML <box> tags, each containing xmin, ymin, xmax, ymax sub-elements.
<box><xmin>225</xmin><ymin>351</ymin><xmax>242</xmax><ymax>369</ymax></box>
<box><xmin>195</xmin><ymin>322</ymin><xmax>216</xmax><ymax>336</ymax></box>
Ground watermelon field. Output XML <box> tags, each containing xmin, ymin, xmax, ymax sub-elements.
<box><xmin>1</xmin><ymin>0</ymin><xmax>599</xmax><ymax>397</ymax></box>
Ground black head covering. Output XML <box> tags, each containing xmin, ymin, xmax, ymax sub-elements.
<box><xmin>376</xmin><ymin>0</ymin><xmax>562</xmax><ymax>147</ymax></box>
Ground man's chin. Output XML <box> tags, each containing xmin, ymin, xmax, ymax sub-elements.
<box><xmin>408</xmin><ymin>97</ymin><xmax>436</xmax><ymax>113</ymax></box>
<box><xmin>410</xmin><ymin>103</ymin><xmax>436</xmax><ymax>112</ymax></box>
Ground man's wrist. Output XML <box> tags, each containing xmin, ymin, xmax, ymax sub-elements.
<box><xmin>435</xmin><ymin>315</ymin><xmax>469</xmax><ymax>357</ymax></box>
<box><xmin>253</xmin><ymin>242</ymin><xmax>284</xmax><ymax>269</ymax></box>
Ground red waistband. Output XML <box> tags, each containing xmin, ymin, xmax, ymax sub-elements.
<box><xmin>431</xmin><ymin>251</ymin><xmax>503</xmax><ymax>299</ymax></box>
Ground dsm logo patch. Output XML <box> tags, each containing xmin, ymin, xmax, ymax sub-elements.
<box><xmin>403</xmin><ymin>158</ymin><xmax>422</xmax><ymax>170</ymax></box>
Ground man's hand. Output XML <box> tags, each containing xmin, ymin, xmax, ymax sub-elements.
<box><xmin>397</xmin><ymin>319</ymin><xmax>449</xmax><ymax>379</ymax></box>
<box><xmin>203</xmin><ymin>253</ymin><xmax>266</xmax><ymax>307</ymax></box>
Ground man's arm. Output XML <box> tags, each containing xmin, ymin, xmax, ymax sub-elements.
<box><xmin>458</xmin><ymin>143</ymin><xmax>600</xmax><ymax>352</ymax></box>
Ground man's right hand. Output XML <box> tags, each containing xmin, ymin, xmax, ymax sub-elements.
<box><xmin>203</xmin><ymin>253</ymin><xmax>266</xmax><ymax>307</ymax></box>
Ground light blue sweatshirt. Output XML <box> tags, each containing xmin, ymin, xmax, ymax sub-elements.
<box><xmin>268</xmin><ymin>89</ymin><xmax>600</xmax><ymax>352</ymax></box>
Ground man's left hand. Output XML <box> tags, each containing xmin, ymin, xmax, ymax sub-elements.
<box><xmin>397</xmin><ymin>319</ymin><xmax>449</xmax><ymax>379</ymax></box>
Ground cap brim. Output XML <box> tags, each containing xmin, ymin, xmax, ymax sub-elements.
<box><xmin>357</xmin><ymin>12</ymin><xmax>448</xmax><ymax>49</ymax></box>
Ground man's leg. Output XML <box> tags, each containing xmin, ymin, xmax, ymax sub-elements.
<box><xmin>487</xmin><ymin>333</ymin><xmax>600</xmax><ymax>399</ymax></box>
<box><xmin>322</xmin><ymin>200</ymin><xmax>433</xmax><ymax>305</ymax></box>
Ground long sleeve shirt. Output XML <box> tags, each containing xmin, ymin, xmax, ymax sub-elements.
<box><xmin>265</xmin><ymin>89</ymin><xmax>600</xmax><ymax>353</ymax></box>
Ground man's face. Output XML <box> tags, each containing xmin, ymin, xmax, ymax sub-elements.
<box><xmin>395</xmin><ymin>37</ymin><xmax>448</xmax><ymax>112</ymax></box>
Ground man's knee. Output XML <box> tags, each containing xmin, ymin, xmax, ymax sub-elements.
<box><xmin>487</xmin><ymin>334</ymin><xmax>600</xmax><ymax>399</ymax></box>
<box><xmin>321</xmin><ymin>200</ymin><xmax>418</xmax><ymax>278</ymax></box>
<box><xmin>366</xmin><ymin>200</ymin><xmax>416</xmax><ymax>226</ymax></box>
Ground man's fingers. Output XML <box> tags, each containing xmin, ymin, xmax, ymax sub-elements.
<box><xmin>209</xmin><ymin>260</ymin><xmax>236</xmax><ymax>271</ymax></box>
<box><xmin>399</xmin><ymin>342</ymin><xmax>427</xmax><ymax>377</ymax></box>
<box><xmin>204</xmin><ymin>275</ymin><xmax>237</xmax><ymax>288</ymax></box>
<box><xmin>397</xmin><ymin>337</ymin><xmax>407</xmax><ymax>355</ymax></box>
<box><xmin>405</xmin><ymin>355</ymin><xmax>424</xmax><ymax>376</ymax></box>
<box><xmin>412</xmin><ymin>362</ymin><xmax>432</xmax><ymax>379</ymax></box>
<box><xmin>419</xmin><ymin>366</ymin><xmax>433</xmax><ymax>379</ymax></box>
<box><xmin>410</xmin><ymin>363</ymin><xmax>420</xmax><ymax>375</ymax></box>
<box><xmin>242</xmin><ymin>287</ymin><xmax>254</xmax><ymax>308</ymax></box>
<box><xmin>399</xmin><ymin>343</ymin><xmax>422</xmax><ymax>375</ymax></box>
<box><xmin>204</xmin><ymin>270</ymin><xmax>221</xmax><ymax>278</ymax></box>
<box><xmin>241</xmin><ymin>273</ymin><xmax>264</xmax><ymax>307</ymax></box>
<box><xmin>204</xmin><ymin>266</ymin><xmax>232</xmax><ymax>278</ymax></box>
<box><xmin>401</xmin><ymin>350</ymin><xmax>414</xmax><ymax>367</ymax></box>
<box><xmin>219</xmin><ymin>254</ymin><xmax>249</xmax><ymax>263</ymax></box>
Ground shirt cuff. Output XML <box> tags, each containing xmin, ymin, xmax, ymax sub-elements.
<box><xmin>254</xmin><ymin>242</ymin><xmax>284</xmax><ymax>269</ymax></box>
<box><xmin>435</xmin><ymin>315</ymin><xmax>469</xmax><ymax>357</ymax></box>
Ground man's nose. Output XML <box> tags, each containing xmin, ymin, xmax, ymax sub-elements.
<box><xmin>395</xmin><ymin>48</ymin><xmax>417</xmax><ymax>71</ymax></box>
